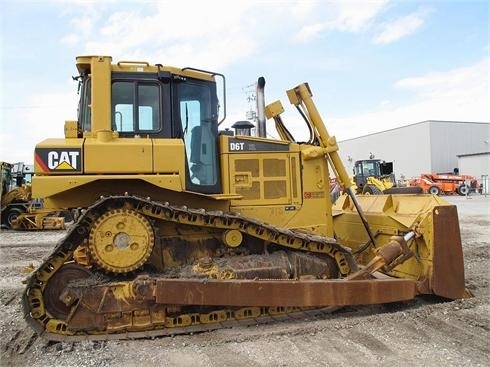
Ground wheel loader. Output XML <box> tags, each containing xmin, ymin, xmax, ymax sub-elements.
<box><xmin>23</xmin><ymin>56</ymin><xmax>470</xmax><ymax>341</ymax></box>
<box><xmin>353</xmin><ymin>158</ymin><xmax>422</xmax><ymax>195</ymax></box>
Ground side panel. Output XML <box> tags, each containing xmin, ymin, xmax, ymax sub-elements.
<box><xmin>292</xmin><ymin>149</ymin><xmax>334</xmax><ymax>236</ymax></box>
<box><xmin>220</xmin><ymin>136</ymin><xmax>298</xmax><ymax>229</ymax></box>
<box><xmin>221</xmin><ymin>136</ymin><xmax>296</xmax><ymax>207</ymax></box>
<box><xmin>220</xmin><ymin>136</ymin><xmax>333</xmax><ymax>236</ymax></box>
<box><xmin>84</xmin><ymin>138</ymin><xmax>153</xmax><ymax>173</ymax></box>
<box><xmin>31</xmin><ymin>175</ymin><xmax>184</xmax><ymax>207</ymax></box>
<box><xmin>152</xmin><ymin>139</ymin><xmax>186</xmax><ymax>175</ymax></box>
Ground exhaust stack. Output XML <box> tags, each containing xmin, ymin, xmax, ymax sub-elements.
<box><xmin>256</xmin><ymin>77</ymin><xmax>266</xmax><ymax>138</ymax></box>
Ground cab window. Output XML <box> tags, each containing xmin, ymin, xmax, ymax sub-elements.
<box><xmin>176</xmin><ymin>81</ymin><xmax>220</xmax><ymax>192</ymax></box>
<box><xmin>78</xmin><ymin>77</ymin><xmax>91</xmax><ymax>132</ymax></box>
<box><xmin>112</xmin><ymin>81</ymin><xmax>161</xmax><ymax>135</ymax></box>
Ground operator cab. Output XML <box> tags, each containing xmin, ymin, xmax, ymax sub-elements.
<box><xmin>76</xmin><ymin>62</ymin><xmax>223</xmax><ymax>194</ymax></box>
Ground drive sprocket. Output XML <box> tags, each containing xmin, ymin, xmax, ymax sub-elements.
<box><xmin>88</xmin><ymin>208</ymin><xmax>154</xmax><ymax>273</ymax></box>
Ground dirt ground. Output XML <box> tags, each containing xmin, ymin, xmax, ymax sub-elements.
<box><xmin>0</xmin><ymin>195</ymin><xmax>488</xmax><ymax>367</ymax></box>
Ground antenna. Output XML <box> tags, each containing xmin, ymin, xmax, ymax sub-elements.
<box><xmin>242</xmin><ymin>82</ymin><xmax>257</xmax><ymax>133</ymax></box>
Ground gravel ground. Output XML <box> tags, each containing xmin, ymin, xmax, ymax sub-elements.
<box><xmin>0</xmin><ymin>194</ymin><xmax>488</xmax><ymax>367</ymax></box>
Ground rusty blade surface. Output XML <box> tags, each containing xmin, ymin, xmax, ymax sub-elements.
<box><xmin>431</xmin><ymin>205</ymin><xmax>467</xmax><ymax>299</ymax></box>
<box><xmin>154</xmin><ymin>278</ymin><xmax>417</xmax><ymax>306</ymax></box>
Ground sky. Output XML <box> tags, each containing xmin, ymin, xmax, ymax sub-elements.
<box><xmin>0</xmin><ymin>0</ymin><xmax>489</xmax><ymax>164</ymax></box>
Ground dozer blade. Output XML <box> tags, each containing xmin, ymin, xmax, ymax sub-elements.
<box><xmin>332</xmin><ymin>193</ymin><xmax>468</xmax><ymax>300</ymax></box>
<box><xmin>431</xmin><ymin>205</ymin><xmax>466</xmax><ymax>299</ymax></box>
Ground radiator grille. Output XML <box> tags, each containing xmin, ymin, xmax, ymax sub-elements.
<box><xmin>264</xmin><ymin>180</ymin><xmax>287</xmax><ymax>199</ymax></box>
<box><xmin>231</xmin><ymin>153</ymin><xmax>297</xmax><ymax>204</ymax></box>
<box><xmin>236</xmin><ymin>182</ymin><xmax>261</xmax><ymax>199</ymax></box>
<box><xmin>263</xmin><ymin>159</ymin><xmax>286</xmax><ymax>177</ymax></box>
<box><xmin>235</xmin><ymin>159</ymin><xmax>259</xmax><ymax>177</ymax></box>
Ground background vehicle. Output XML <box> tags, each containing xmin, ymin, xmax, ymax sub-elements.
<box><xmin>353</xmin><ymin>159</ymin><xmax>421</xmax><ymax>194</ymax></box>
<box><xmin>1</xmin><ymin>161</ymin><xmax>64</xmax><ymax>230</ymax></box>
<box><xmin>23</xmin><ymin>56</ymin><xmax>469</xmax><ymax>341</ymax></box>
<box><xmin>409</xmin><ymin>172</ymin><xmax>482</xmax><ymax>196</ymax></box>
<box><xmin>1</xmin><ymin>161</ymin><xmax>32</xmax><ymax>227</ymax></box>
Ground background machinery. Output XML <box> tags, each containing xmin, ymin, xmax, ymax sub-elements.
<box><xmin>1</xmin><ymin>161</ymin><xmax>64</xmax><ymax>229</ymax></box>
<box><xmin>352</xmin><ymin>158</ymin><xmax>421</xmax><ymax>194</ymax></box>
<box><xmin>409</xmin><ymin>172</ymin><xmax>482</xmax><ymax>196</ymax></box>
<box><xmin>23</xmin><ymin>56</ymin><xmax>469</xmax><ymax>341</ymax></box>
<box><xmin>1</xmin><ymin>161</ymin><xmax>32</xmax><ymax>227</ymax></box>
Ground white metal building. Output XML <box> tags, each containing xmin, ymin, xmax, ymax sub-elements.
<box><xmin>457</xmin><ymin>152</ymin><xmax>490</xmax><ymax>193</ymax></box>
<box><xmin>337</xmin><ymin>120</ymin><xmax>490</xmax><ymax>182</ymax></box>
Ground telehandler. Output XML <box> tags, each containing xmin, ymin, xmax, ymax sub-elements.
<box><xmin>409</xmin><ymin>172</ymin><xmax>482</xmax><ymax>196</ymax></box>
<box><xmin>23</xmin><ymin>56</ymin><xmax>469</xmax><ymax>341</ymax></box>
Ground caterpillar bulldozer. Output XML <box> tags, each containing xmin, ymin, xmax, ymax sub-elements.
<box><xmin>23</xmin><ymin>56</ymin><xmax>469</xmax><ymax>342</ymax></box>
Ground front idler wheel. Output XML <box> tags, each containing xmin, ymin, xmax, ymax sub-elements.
<box><xmin>43</xmin><ymin>263</ymin><xmax>93</xmax><ymax>320</ymax></box>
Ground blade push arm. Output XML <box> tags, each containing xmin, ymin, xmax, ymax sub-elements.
<box><xmin>286</xmin><ymin>83</ymin><xmax>377</xmax><ymax>247</ymax></box>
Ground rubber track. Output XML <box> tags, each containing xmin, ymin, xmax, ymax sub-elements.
<box><xmin>22</xmin><ymin>195</ymin><xmax>354</xmax><ymax>341</ymax></box>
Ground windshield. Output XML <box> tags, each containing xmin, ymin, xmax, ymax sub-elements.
<box><xmin>356</xmin><ymin>161</ymin><xmax>379</xmax><ymax>177</ymax></box>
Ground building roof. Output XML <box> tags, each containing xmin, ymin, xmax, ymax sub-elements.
<box><xmin>457</xmin><ymin>151</ymin><xmax>490</xmax><ymax>158</ymax></box>
<box><xmin>339</xmin><ymin>120</ymin><xmax>490</xmax><ymax>143</ymax></box>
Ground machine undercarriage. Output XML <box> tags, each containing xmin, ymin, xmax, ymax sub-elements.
<box><xmin>23</xmin><ymin>194</ymin><xmax>440</xmax><ymax>341</ymax></box>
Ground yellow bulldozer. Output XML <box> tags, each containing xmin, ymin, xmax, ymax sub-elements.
<box><xmin>23</xmin><ymin>56</ymin><xmax>470</xmax><ymax>341</ymax></box>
